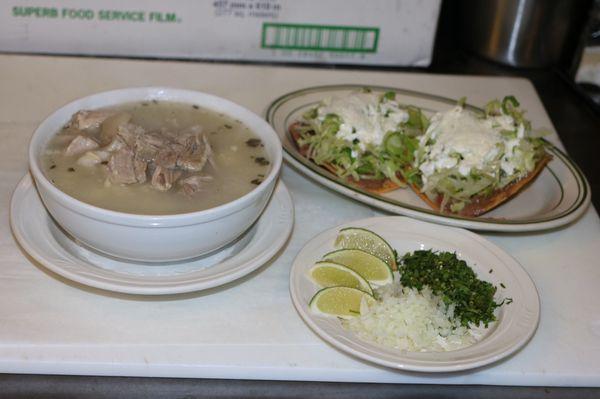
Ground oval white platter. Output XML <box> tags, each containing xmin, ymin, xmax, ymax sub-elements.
<box><xmin>289</xmin><ymin>216</ymin><xmax>540</xmax><ymax>372</ymax></box>
<box><xmin>10</xmin><ymin>174</ymin><xmax>294</xmax><ymax>295</ymax></box>
<box><xmin>266</xmin><ymin>84</ymin><xmax>591</xmax><ymax>232</ymax></box>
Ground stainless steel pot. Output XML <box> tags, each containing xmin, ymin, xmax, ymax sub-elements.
<box><xmin>459</xmin><ymin>0</ymin><xmax>587</xmax><ymax>68</ymax></box>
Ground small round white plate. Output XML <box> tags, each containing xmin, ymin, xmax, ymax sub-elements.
<box><xmin>289</xmin><ymin>216</ymin><xmax>540</xmax><ymax>372</ymax></box>
<box><xmin>10</xmin><ymin>174</ymin><xmax>294</xmax><ymax>295</ymax></box>
<box><xmin>266</xmin><ymin>84</ymin><xmax>591</xmax><ymax>232</ymax></box>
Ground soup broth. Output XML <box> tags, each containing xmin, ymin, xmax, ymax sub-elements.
<box><xmin>42</xmin><ymin>101</ymin><xmax>270</xmax><ymax>214</ymax></box>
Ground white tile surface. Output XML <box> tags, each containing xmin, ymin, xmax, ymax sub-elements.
<box><xmin>0</xmin><ymin>54</ymin><xmax>599</xmax><ymax>385</ymax></box>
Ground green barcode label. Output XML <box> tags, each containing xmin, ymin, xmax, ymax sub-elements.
<box><xmin>261</xmin><ymin>23</ymin><xmax>379</xmax><ymax>53</ymax></box>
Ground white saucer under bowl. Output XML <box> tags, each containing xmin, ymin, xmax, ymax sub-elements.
<box><xmin>10</xmin><ymin>174</ymin><xmax>294</xmax><ymax>295</ymax></box>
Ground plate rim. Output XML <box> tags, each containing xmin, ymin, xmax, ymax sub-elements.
<box><xmin>289</xmin><ymin>216</ymin><xmax>541</xmax><ymax>372</ymax></box>
<box><xmin>266</xmin><ymin>84</ymin><xmax>591</xmax><ymax>232</ymax></box>
<box><xmin>10</xmin><ymin>174</ymin><xmax>294</xmax><ymax>295</ymax></box>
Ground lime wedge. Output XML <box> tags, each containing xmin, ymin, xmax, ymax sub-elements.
<box><xmin>322</xmin><ymin>249</ymin><xmax>393</xmax><ymax>286</ymax></box>
<box><xmin>334</xmin><ymin>227</ymin><xmax>397</xmax><ymax>270</ymax></box>
<box><xmin>309</xmin><ymin>286</ymin><xmax>375</xmax><ymax>319</ymax></box>
<box><xmin>309</xmin><ymin>261</ymin><xmax>373</xmax><ymax>295</ymax></box>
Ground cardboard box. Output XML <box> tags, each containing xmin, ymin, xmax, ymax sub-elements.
<box><xmin>1</xmin><ymin>0</ymin><xmax>441</xmax><ymax>66</ymax></box>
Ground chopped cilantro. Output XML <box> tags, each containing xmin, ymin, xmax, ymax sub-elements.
<box><xmin>254</xmin><ymin>157</ymin><xmax>270</xmax><ymax>166</ymax></box>
<box><xmin>399</xmin><ymin>250</ymin><xmax>507</xmax><ymax>328</ymax></box>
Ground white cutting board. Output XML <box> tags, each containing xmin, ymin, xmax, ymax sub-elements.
<box><xmin>0</xmin><ymin>54</ymin><xmax>599</xmax><ymax>386</ymax></box>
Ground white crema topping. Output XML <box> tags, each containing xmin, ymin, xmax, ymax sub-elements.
<box><xmin>418</xmin><ymin>106</ymin><xmax>523</xmax><ymax>182</ymax></box>
<box><xmin>317</xmin><ymin>92</ymin><xmax>408</xmax><ymax>152</ymax></box>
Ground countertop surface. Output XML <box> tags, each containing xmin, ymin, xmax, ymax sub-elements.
<box><xmin>0</xmin><ymin>52</ymin><xmax>599</xmax><ymax>398</ymax></box>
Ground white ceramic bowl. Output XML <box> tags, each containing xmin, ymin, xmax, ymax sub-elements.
<box><xmin>28</xmin><ymin>87</ymin><xmax>282</xmax><ymax>262</ymax></box>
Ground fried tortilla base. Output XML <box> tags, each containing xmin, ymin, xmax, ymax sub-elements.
<box><xmin>411</xmin><ymin>153</ymin><xmax>553</xmax><ymax>217</ymax></box>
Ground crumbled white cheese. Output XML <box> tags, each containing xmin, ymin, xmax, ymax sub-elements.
<box><xmin>417</xmin><ymin>106</ymin><xmax>525</xmax><ymax>183</ymax></box>
<box><xmin>318</xmin><ymin>92</ymin><xmax>408</xmax><ymax>152</ymax></box>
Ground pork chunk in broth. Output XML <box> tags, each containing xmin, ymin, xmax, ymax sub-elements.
<box><xmin>42</xmin><ymin>101</ymin><xmax>270</xmax><ymax>214</ymax></box>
